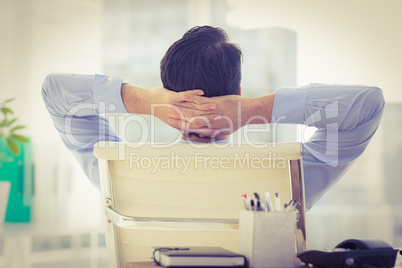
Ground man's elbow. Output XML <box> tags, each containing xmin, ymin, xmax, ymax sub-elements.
<box><xmin>41</xmin><ymin>73</ymin><xmax>61</xmax><ymax>116</ymax></box>
<box><xmin>366</xmin><ymin>86</ymin><xmax>385</xmax><ymax>116</ymax></box>
<box><xmin>42</xmin><ymin>73</ymin><xmax>52</xmax><ymax>97</ymax></box>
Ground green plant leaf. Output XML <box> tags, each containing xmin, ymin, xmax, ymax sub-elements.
<box><xmin>10</xmin><ymin>134</ymin><xmax>29</xmax><ymax>143</ymax></box>
<box><xmin>0</xmin><ymin>119</ymin><xmax>7</xmax><ymax>127</ymax></box>
<box><xmin>1</xmin><ymin>98</ymin><xmax>14</xmax><ymax>108</ymax></box>
<box><xmin>4</xmin><ymin>98</ymin><xmax>15</xmax><ymax>104</ymax></box>
<box><xmin>6</xmin><ymin>118</ymin><xmax>17</xmax><ymax>127</ymax></box>
<box><xmin>10</xmin><ymin>125</ymin><xmax>25</xmax><ymax>133</ymax></box>
<box><xmin>1</xmin><ymin>107</ymin><xmax>13</xmax><ymax>116</ymax></box>
<box><xmin>6</xmin><ymin>137</ymin><xmax>20</xmax><ymax>155</ymax></box>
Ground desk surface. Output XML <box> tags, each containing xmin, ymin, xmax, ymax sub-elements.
<box><xmin>125</xmin><ymin>262</ymin><xmax>308</xmax><ymax>268</ymax></box>
<box><xmin>126</xmin><ymin>254</ymin><xmax>402</xmax><ymax>268</ymax></box>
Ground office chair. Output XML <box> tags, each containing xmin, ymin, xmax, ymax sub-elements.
<box><xmin>94</xmin><ymin>142</ymin><xmax>306</xmax><ymax>268</ymax></box>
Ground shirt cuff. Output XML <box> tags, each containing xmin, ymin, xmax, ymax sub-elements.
<box><xmin>271</xmin><ymin>85</ymin><xmax>309</xmax><ymax>125</ymax></box>
<box><xmin>93</xmin><ymin>74</ymin><xmax>128</xmax><ymax>114</ymax></box>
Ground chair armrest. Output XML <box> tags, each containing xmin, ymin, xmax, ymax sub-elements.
<box><xmin>105</xmin><ymin>206</ymin><xmax>239</xmax><ymax>232</ymax></box>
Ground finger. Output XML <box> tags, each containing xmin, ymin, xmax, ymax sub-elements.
<box><xmin>188</xmin><ymin>114</ymin><xmax>222</xmax><ymax>127</ymax></box>
<box><xmin>192</xmin><ymin>102</ymin><xmax>217</xmax><ymax>111</ymax></box>
<box><xmin>170</xmin><ymin>106</ymin><xmax>195</xmax><ymax>121</ymax></box>
<box><xmin>172</xmin><ymin>102</ymin><xmax>217</xmax><ymax>111</ymax></box>
<box><xmin>181</xmin><ymin>94</ymin><xmax>217</xmax><ymax>110</ymax></box>
<box><xmin>182</xmin><ymin>89</ymin><xmax>204</xmax><ymax>96</ymax></box>
<box><xmin>181</xmin><ymin>94</ymin><xmax>207</xmax><ymax>103</ymax></box>
<box><xmin>173</xmin><ymin>102</ymin><xmax>198</xmax><ymax>109</ymax></box>
<box><xmin>171</xmin><ymin>89</ymin><xmax>204</xmax><ymax>103</ymax></box>
<box><xmin>167</xmin><ymin>118</ymin><xmax>220</xmax><ymax>136</ymax></box>
<box><xmin>170</xmin><ymin>106</ymin><xmax>218</xmax><ymax>121</ymax></box>
<box><xmin>184</xmin><ymin>133</ymin><xmax>212</xmax><ymax>143</ymax></box>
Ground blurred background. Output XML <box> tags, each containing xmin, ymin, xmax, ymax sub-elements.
<box><xmin>0</xmin><ymin>0</ymin><xmax>401</xmax><ymax>267</ymax></box>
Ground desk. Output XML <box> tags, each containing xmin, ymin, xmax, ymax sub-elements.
<box><xmin>126</xmin><ymin>253</ymin><xmax>402</xmax><ymax>268</ymax></box>
<box><xmin>125</xmin><ymin>262</ymin><xmax>307</xmax><ymax>268</ymax></box>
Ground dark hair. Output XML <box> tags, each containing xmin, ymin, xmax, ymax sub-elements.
<box><xmin>160</xmin><ymin>26</ymin><xmax>242</xmax><ymax>97</ymax></box>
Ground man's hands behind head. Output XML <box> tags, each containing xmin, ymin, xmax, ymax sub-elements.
<box><xmin>121</xmin><ymin>84</ymin><xmax>222</xmax><ymax>137</ymax></box>
<box><xmin>121</xmin><ymin>84</ymin><xmax>275</xmax><ymax>140</ymax></box>
<box><xmin>168</xmin><ymin>92</ymin><xmax>275</xmax><ymax>140</ymax></box>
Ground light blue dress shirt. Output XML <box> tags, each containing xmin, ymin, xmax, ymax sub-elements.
<box><xmin>42</xmin><ymin>74</ymin><xmax>385</xmax><ymax>210</ymax></box>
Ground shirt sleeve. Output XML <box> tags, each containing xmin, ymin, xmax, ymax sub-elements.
<box><xmin>41</xmin><ymin>73</ymin><xmax>128</xmax><ymax>189</ymax></box>
<box><xmin>271</xmin><ymin>83</ymin><xmax>385</xmax><ymax>210</ymax></box>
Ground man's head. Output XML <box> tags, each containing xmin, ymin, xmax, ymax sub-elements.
<box><xmin>160</xmin><ymin>26</ymin><xmax>242</xmax><ymax>97</ymax></box>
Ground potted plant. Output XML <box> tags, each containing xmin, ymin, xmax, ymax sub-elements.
<box><xmin>0</xmin><ymin>98</ymin><xmax>29</xmax><ymax>160</ymax></box>
<box><xmin>0</xmin><ymin>98</ymin><xmax>32</xmax><ymax>223</ymax></box>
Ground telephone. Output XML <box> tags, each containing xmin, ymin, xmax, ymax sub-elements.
<box><xmin>297</xmin><ymin>239</ymin><xmax>400</xmax><ymax>268</ymax></box>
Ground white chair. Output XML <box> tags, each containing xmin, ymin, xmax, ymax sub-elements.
<box><xmin>94</xmin><ymin>142</ymin><xmax>306</xmax><ymax>268</ymax></box>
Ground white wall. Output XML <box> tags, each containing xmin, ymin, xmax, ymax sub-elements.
<box><xmin>226</xmin><ymin>0</ymin><xmax>402</xmax><ymax>102</ymax></box>
<box><xmin>0</xmin><ymin>0</ymin><xmax>104</xmax><ymax>227</ymax></box>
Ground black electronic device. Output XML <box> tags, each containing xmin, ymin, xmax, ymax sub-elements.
<box><xmin>297</xmin><ymin>239</ymin><xmax>399</xmax><ymax>268</ymax></box>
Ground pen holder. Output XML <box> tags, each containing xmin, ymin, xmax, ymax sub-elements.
<box><xmin>239</xmin><ymin>210</ymin><xmax>297</xmax><ymax>268</ymax></box>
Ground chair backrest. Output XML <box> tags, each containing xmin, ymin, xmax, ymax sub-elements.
<box><xmin>94</xmin><ymin>142</ymin><xmax>306</xmax><ymax>268</ymax></box>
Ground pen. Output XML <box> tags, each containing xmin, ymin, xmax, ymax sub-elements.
<box><xmin>264</xmin><ymin>192</ymin><xmax>274</xmax><ymax>212</ymax></box>
<box><xmin>262</xmin><ymin>200</ymin><xmax>269</xmax><ymax>211</ymax></box>
<box><xmin>275</xmin><ymin>193</ymin><xmax>281</xmax><ymax>211</ymax></box>
<box><xmin>250</xmin><ymin>199</ymin><xmax>255</xmax><ymax>211</ymax></box>
<box><xmin>285</xmin><ymin>200</ymin><xmax>300</xmax><ymax>212</ymax></box>
<box><xmin>284</xmin><ymin>200</ymin><xmax>292</xmax><ymax>211</ymax></box>
<box><xmin>253</xmin><ymin>193</ymin><xmax>263</xmax><ymax>211</ymax></box>
<box><xmin>256</xmin><ymin>200</ymin><xmax>263</xmax><ymax>211</ymax></box>
<box><xmin>241</xmin><ymin>194</ymin><xmax>251</xmax><ymax>210</ymax></box>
